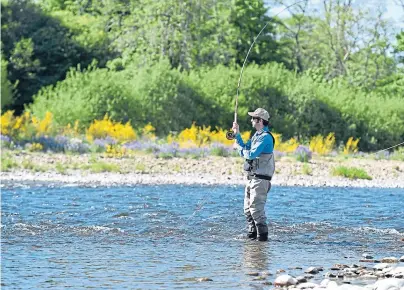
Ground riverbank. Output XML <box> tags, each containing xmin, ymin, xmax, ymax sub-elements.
<box><xmin>2</xmin><ymin>150</ymin><xmax>404</xmax><ymax>188</ymax></box>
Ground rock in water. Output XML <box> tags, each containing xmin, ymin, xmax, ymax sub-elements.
<box><xmin>274</xmin><ymin>274</ymin><xmax>298</xmax><ymax>287</ymax></box>
<box><xmin>196</xmin><ymin>277</ymin><xmax>212</xmax><ymax>282</ymax></box>
<box><xmin>381</xmin><ymin>257</ymin><xmax>398</xmax><ymax>263</ymax></box>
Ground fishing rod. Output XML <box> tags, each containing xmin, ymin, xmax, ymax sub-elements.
<box><xmin>226</xmin><ymin>0</ymin><xmax>308</xmax><ymax>140</ymax></box>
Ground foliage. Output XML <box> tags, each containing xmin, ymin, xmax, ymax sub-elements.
<box><xmin>0</xmin><ymin>110</ymin><xmax>54</xmax><ymax>140</ymax></box>
<box><xmin>332</xmin><ymin>166</ymin><xmax>372</xmax><ymax>180</ymax></box>
<box><xmin>86</xmin><ymin>114</ymin><xmax>136</xmax><ymax>143</ymax></box>
<box><xmin>301</xmin><ymin>163</ymin><xmax>312</xmax><ymax>175</ymax></box>
<box><xmin>29</xmin><ymin>63</ymin><xmax>135</xmax><ymax>127</ymax></box>
<box><xmin>1</xmin><ymin>52</ymin><xmax>14</xmax><ymax>110</ymax></box>
<box><xmin>343</xmin><ymin>137</ymin><xmax>360</xmax><ymax>155</ymax></box>
<box><xmin>88</xmin><ymin>161</ymin><xmax>121</xmax><ymax>173</ymax></box>
<box><xmin>309</xmin><ymin>133</ymin><xmax>335</xmax><ymax>155</ymax></box>
<box><xmin>1</xmin><ymin>153</ymin><xmax>18</xmax><ymax>171</ymax></box>
<box><xmin>1</xmin><ymin>0</ymin><xmax>106</xmax><ymax>113</ymax></box>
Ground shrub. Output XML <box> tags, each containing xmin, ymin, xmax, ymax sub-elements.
<box><xmin>332</xmin><ymin>166</ymin><xmax>372</xmax><ymax>180</ymax></box>
<box><xmin>344</xmin><ymin>137</ymin><xmax>360</xmax><ymax>155</ymax></box>
<box><xmin>86</xmin><ymin>114</ymin><xmax>137</xmax><ymax>143</ymax></box>
<box><xmin>310</xmin><ymin>133</ymin><xmax>335</xmax><ymax>155</ymax></box>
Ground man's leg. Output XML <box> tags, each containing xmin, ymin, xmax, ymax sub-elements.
<box><xmin>244</xmin><ymin>182</ymin><xmax>257</xmax><ymax>239</ymax></box>
<box><xmin>249</xmin><ymin>179</ymin><xmax>271</xmax><ymax>241</ymax></box>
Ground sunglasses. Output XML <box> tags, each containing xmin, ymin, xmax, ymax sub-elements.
<box><xmin>251</xmin><ymin>117</ymin><xmax>261</xmax><ymax>121</ymax></box>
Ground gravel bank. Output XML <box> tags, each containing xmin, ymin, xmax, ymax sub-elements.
<box><xmin>1</xmin><ymin>151</ymin><xmax>404</xmax><ymax>188</ymax></box>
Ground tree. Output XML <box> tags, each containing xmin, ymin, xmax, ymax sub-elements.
<box><xmin>230</xmin><ymin>0</ymin><xmax>283</xmax><ymax>66</ymax></box>
<box><xmin>1</xmin><ymin>51</ymin><xmax>14</xmax><ymax>110</ymax></box>
<box><xmin>1</xmin><ymin>0</ymin><xmax>99</xmax><ymax>113</ymax></box>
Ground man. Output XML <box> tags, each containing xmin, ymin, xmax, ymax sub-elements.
<box><xmin>232</xmin><ymin>108</ymin><xmax>275</xmax><ymax>242</ymax></box>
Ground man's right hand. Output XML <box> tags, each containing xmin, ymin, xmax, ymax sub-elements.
<box><xmin>232</xmin><ymin>122</ymin><xmax>239</xmax><ymax>134</ymax></box>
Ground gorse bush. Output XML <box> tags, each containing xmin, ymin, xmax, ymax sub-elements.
<box><xmin>86</xmin><ymin>114</ymin><xmax>137</xmax><ymax>143</ymax></box>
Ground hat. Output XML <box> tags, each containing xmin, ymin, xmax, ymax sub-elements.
<box><xmin>248</xmin><ymin>108</ymin><xmax>270</xmax><ymax>121</ymax></box>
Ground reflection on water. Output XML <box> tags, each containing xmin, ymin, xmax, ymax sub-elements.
<box><xmin>242</xmin><ymin>242</ymin><xmax>270</xmax><ymax>271</ymax></box>
<box><xmin>1</xmin><ymin>183</ymin><xmax>403</xmax><ymax>289</ymax></box>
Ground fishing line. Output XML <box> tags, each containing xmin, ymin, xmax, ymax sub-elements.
<box><xmin>226</xmin><ymin>0</ymin><xmax>308</xmax><ymax>140</ymax></box>
<box><xmin>184</xmin><ymin>0</ymin><xmax>404</xmax><ymax>231</ymax></box>
<box><xmin>186</xmin><ymin>0</ymin><xmax>308</xmax><ymax>226</ymax></box>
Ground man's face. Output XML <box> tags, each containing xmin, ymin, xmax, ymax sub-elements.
<box><xmin>251</xmin><ymin>117</ymin><xmax>261</xmax><ymax>129</ymax></box>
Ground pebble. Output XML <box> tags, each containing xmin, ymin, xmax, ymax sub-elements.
<box><xmin>246</xmin><ymin>272</ymin><xmax>260</xmax><ymax>276</ymax></box>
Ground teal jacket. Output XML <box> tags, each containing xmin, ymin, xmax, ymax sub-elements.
<box><xmin>236</xmin><ymin>126</ymin><xmax>274</xmax><ymax>160</ymax></box>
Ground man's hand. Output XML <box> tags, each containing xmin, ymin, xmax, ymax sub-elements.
<box><xmin>232</xmin><ymin>122</ymin><xmax>239</xmax><ymax>134</ymax></box>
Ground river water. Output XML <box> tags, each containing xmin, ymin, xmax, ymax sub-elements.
<box><xmin>1</xmin><ymin>182</ymin><xmax>403</xmax><ymax>289</ymax></box>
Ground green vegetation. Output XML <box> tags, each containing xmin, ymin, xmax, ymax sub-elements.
<box><xmin>1</xmin><ymin>154</ymin><xmax>18</xmax><ymax>171</ymax></box>
<box><xmin>55</xmin><ymin>162</ymin><xmax>68</xmax><ymax>175</ymax></box>
<box><xmin>1</xmin><ymin>0</ymin><xmax>403</xmax><ymax>152</ymax></box>
<box><xmin>332</xmin><ymin>166</ymin><xmax>372</xmax><ymax>180</ymax></box>
<box><xmin>301</xmin><ymin>164</ymin><xmax>312</xmax><ymax>175</ymax></box>
<box><xmin>88</xmin><ymin>161</ymin><xmax>121</xmax><ymax>173</ymax></box>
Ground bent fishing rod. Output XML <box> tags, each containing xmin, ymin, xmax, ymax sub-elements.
<box><xmin>224</xmin><ymin>0</ymin><xmax>404</xmax><ymax>154</ymax></box>
<box><xmin>226</xmin><ymin>0</ymin><xmax>307</xmax><ymax>140</ymax></box>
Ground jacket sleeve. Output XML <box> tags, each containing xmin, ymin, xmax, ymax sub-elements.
<box><xmin>235</xmin><ymin>133</ymin><xmax>251</xmax><ymax>157</ymax></box>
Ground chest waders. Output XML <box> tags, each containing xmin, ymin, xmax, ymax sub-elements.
<box><xmin>243</xmin><ymin>131</ymin><xmax>275</xmax><ymax>241</ymax></box>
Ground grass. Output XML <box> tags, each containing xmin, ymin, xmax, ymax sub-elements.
<box><xmin>21</xmin><ymin>160</ymin><xmax>48</xmax><ymax>172</ymax></box>
<box><xmin>301</xmin><ymin>163</ymin><xmax>312</xmax><ymax>175</ymax></box>
<box><xmin>331</xmin><ymin>166</ymin><xmax>372</xmax><ymax>180</ymax></box>
<box><xmin>1</xmin><ymin>154</ymin><xmax>18</xmax><ymax>171</ymax></box>
<box><xmin>55</xmin><ymin>162</ymin><xmax>68</xmax><ymax>175</ymax></box>
<box><xmin>210</xmin><ymin>147</ymin><xmax>229</xmax><ymax>157</ymax></box>
<box><xmin>135</xmin><ymin>162</ymin><xmax>146</xmax><ymax>173</ymax></box>
<box><xmin>89</xmin><ymin>161</ymin><xmax>121</xmax><ymax>173</ymax></box>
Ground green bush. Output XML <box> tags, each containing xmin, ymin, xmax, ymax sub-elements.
<box><xmin>332</xmin><ymin>166</ymin><xmax>372</xmax><ymax>180</ymax></box>
<box><xmin>29</xmin><ymin>62</ymin><xmax>136</xmax><ymax>128</ymax></box>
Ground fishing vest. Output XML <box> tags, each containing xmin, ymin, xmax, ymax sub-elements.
<box><xmin>244</xmin><ymin>131</ymin><xmax>275</xmax><ymax>179</ymax></box>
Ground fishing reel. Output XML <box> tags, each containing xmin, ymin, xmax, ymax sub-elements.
<box><xmin>226</xmin><ymin>130</ymin><xmax>235</xmax><ymax>140</ymax></box>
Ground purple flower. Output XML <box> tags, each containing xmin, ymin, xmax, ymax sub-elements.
<box><xmin>209</xmin><ymin>142</ymin><xmax>232</xmax><ymax>157</ymax></box>
<box><xmin>294</xmin><ymin>145</ymin><xmax>312</xmax><ymax>162</ymax></box>
<box><xmin>1</xmin><ymin>134</ymin><xmax>11</xmax><ymax>144</ymax></box>
<box><xmin>273</xmin><ymin>150</ymin><xmax>285</xmax><ymax>159</ymax></box>
<box><xmin>93</xmin><ymin>137</ymin><xmax>117</xmax><ymax>148</ymax></box>
<box><xmin>123</xmin><ymin>140</ymin><xmax>155</xmax><ymax>151</ymax></box>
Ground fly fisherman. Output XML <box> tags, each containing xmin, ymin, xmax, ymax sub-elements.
<box><xmin>232</xmin><ymin>108</ymin><xmax>275</xmax><ymax>241</ymax></box>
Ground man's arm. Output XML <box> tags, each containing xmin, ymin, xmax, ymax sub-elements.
<box><xmin>236</xmin><ymin>133</ymin><xmax>252</xmax><ymax>157</ymax></box>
